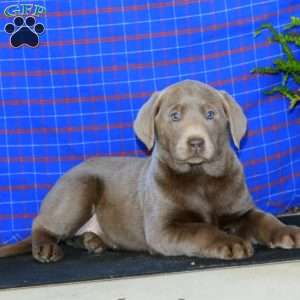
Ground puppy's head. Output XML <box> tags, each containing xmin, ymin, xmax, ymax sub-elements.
<box><xmin>134</xmin><ymin>80</ymin><xmax>247</xmax><ymax>172</ymax></box>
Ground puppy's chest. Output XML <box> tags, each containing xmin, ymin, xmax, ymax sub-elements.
<box><xmin>180</xmin><ymin>176</ymin><xmax>240</xmax><ymax>221</ymax></box>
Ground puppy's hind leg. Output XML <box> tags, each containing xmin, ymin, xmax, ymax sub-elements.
<box><xmin>66</xmin><ymin>232</ymin><xmax>107</xmax><ymax>254</ymax></box>
<box><xmin>32</xmin><ymin>173</ymin><xmax>103</xmax><ymax>263</ymax></box>
<box><xmin>32</xmin><ymin>226</ymin><xmax>64</xmax><ymax>263</ymax></box>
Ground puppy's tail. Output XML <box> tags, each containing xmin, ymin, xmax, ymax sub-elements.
<box><xmin>0</xmin><ymin>237</ymin><xmax>32</xmax><ymax>258</ymax></box>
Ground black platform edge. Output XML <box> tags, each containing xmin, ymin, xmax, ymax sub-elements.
<box><xmin>1</xmin><ymin>215</ymin><xmax>300</xmax><ymax>290</ymax></box>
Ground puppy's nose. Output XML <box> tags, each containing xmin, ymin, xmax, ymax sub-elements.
<box><xmin>188</xmin><ymin>137</ymin><xmax>205</xmax><ymax>150</ymax></box>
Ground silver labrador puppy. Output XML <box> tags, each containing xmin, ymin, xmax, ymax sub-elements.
<box><xmin>1</xmin><ymin>79</ymin><xmax>300</xmax><ymax>263</ymax></box>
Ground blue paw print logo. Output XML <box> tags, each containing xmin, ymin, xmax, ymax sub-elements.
<box><xmin>5</xmin><ymin>16</ymin><xmax>44</xmax><ymax>48</ymax></box>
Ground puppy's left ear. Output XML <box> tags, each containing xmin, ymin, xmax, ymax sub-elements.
<box><xmin>133</xmin><ymin>92</ymin><xmax>161</xmax><ymax>150</ymax></box>
<box><xmin>219</xmin><ymin>90</ymin><xmax>247</xmax><ymax>149</ymax></box>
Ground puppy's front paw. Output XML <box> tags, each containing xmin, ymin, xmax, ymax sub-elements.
<box><xmin>268</xmin><ymin>226</ymin><xmax>300</xmax><ymax>249</ymax></box>
<box><xmin>209</xmin><ymin>236</ymin><xmax>253</xmax><ymax>260</ymax></box>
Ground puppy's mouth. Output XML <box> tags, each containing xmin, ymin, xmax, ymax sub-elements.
<box><xmin>174</xmin><ymin>144</ymin><xmax>214</xmax><ymax>165</ymax></box>
<box><xmin>175</xmin><ymin>155</ymin><xmax>207</xmax><ymax>165</ymax></box>
<box><xmin>187</xmin><ymin>156</ymin><xmax>205</xmax><ymax>164</ymax></box>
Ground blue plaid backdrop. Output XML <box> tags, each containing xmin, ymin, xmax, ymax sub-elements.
<box><xmin>0</xmin><ymin>0</ymin><xmax>300</xmax><ymax>244</ymax></box>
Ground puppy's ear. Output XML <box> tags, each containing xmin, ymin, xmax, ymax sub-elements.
<box><xmin>219</xmin><ymin>90</ymin><xmax>247</xmax><ymax>149</ymax></box>
<box><xmin>134</xmin><ymin>92</ymin><xmax>161</xmax><ymax>150</ymax></box>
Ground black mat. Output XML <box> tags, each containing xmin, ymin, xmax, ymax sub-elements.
<box><xmin>1</xmin><ymin>215</ymin><xmax>300</xmax><ymax>290</ymax></box>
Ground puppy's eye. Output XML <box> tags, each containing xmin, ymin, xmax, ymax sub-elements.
<box><xmin>170</xmin><ymin>111</ymin><xmax>181</xmax><ymax>122</ymax></box>
<box><xmin>206</xmin><ymin>110</ymin><xmax>215</xmax><ymax>120</ymax></box>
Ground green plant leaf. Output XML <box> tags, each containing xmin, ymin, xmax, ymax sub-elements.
<box><xmin>252</xmin><ymin>16</ymin><xmax>300</xmax><ymax>109</ymax></box>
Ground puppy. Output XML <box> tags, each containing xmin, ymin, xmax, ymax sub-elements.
<box><xmin>1</xmin><ymin>79</ymin><xmax>300</xmax><ymax>263</ymax></box>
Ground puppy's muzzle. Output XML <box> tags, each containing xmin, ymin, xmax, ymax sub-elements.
<box><xmin>187</xmin><ymin>137</ymin><xmax>205</xmax><ymax>154</ymax></box>
<box><xmin>187</xmin><ymin>137</ymin><xmax>205</xmax><ymax>152</ymax></box>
